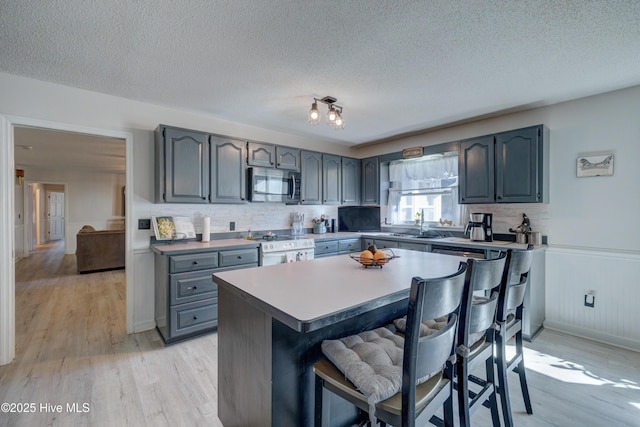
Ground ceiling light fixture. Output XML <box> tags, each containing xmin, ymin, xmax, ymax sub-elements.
<box><xmin>307</xmin><ymin>96</ymin><xmax>345</xmax><ymax>130</ymax></box>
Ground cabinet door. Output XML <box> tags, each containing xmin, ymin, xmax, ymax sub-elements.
<box><xmin>458</xmin><ymin>135</ymin><xmax>495</xmax><ymax>204</ymax></box>
<box><xmin>495</xmin><ymin>126</ymin><xmax>541</xmax><ymax>203</ymax></box>
<box><xmin>341</xmin><ymin>157</ymin><xmax>361</xmax><ymax>205</ymax></box>
<box><xmin>361</xmin><ymin>156</ymin><xmax>379</xmax><ymax>205</ymax></box>
<box><xmin>247</xmin><ymin>142</ymin><xmax>276</xmax><ymax>168</ymax></box>
<box><xmin>157</xmin><ymin>126</ymin><xmax>209</xmax><ymax>203</ymax></box>
<box><xmin>210</xmin><ymin>135</ymin><xmax>247</xmax><ymax>203</ymax></box>
<box><xmin>300</xmin><ymin>150</ymin><xmax>322</xmax><ymax>205</ymax></box>
<box><xmin>276</xmin><ymin>146</ymin><xmax>300</xmax><ymax>171</ymax></box>
<box><xmin>322</xmin><ymin>154</ymin><xmax>342</xmax><ymax>205</ymax></box>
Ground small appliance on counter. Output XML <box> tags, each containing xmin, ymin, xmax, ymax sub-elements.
<box><xmin>509</xmin><ymin>213</ymin><xmax>530</xmax><ymax>244</ymax></box>
<box><xmin>465</xmin><ymin>213</ymin><xmax>493</xmax><ymax>242</ymax></box>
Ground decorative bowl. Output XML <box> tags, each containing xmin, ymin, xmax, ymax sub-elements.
<box><xmin>349</xmin><ymin>249</ymin><xmax>398</xmax><ymax>268</ymax></box>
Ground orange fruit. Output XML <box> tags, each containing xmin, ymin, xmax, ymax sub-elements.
<box><xmin>359</xmin><ymin>250</ymin><xmax>374</xmax><ymax>266</ymax></box>
<box><xmin>373</xmin><ymin>250</ymin><xmax>388</xmax><ymax>265</ymax></box>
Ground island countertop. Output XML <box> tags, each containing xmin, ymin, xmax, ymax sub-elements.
<box><xmin>213</xmin><ymin>249</ymin><xmax>465</xmax><ymax>333</ymax></box>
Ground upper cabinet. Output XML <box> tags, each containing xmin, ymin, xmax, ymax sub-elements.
<box><xmin>276</xmin><ymin>146</ymin><xmax>300</xmax><ymax>171</ymax></box>
<box><xmin>322</xmin><ymin>154</ymin><xmax>342</xmax><ymax>205</ymax></box>
<box><xmin>247</xmin><ymin>142</ymin><xmax>300</xmax><ymax>171</ymax></box>
<box><xmin>341</xmin><ymin>157</ymin><xmax>361</xmax><ymax>206</ymax></box>
<box><xmin>300</xmin><ymin>150</ymin><xmax>323</xmax><ymax>205</ymax></box>
<box><xmin>361</xmin><ymin>156</ymin><xmax>380</xmax><ymax>205</ymax></box>
<box><xmin>247</xmin><ymin>142</ymin><xmax>275</xmax><ymax>168</ymax></box>
<box><xmin>458</xmin><ymin>124</ymin><xmax>548</xmax><ymax>204</ymax></box>
<box><xmin>155</xmin><ymin>125</ymin><xmax>209</xmax><ymax>204</ymax></box>
<box><xmin>210</xmin><ymin>135</ymin><xmax>247</xmax><ymax>204</ymax></box>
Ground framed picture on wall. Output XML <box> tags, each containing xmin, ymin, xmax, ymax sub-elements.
<box><xmin>577</xmin><ymin>152</ymin><xmax>614</xmax><ymax>177</ymax></box>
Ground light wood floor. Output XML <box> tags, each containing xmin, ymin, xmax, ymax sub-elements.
<box><xmin>1</xmin><ymin>241</ymin><xmax>639</xmax><ymax>426</ymax></box>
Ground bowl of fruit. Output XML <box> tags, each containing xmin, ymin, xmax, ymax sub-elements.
<box><xmin>349</xmin><ymin>245</ymin><xmax>397</xmax><ymax>268</ymax></box>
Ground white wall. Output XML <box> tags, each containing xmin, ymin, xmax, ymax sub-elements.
<box><xmin>355</xmin><ymin>85</ymin><xmax>640</xmax><ymax>350</ymax></box>
<box><xmin>18</xmin><ymin>168</ymin><xmax>126</xmax><ymax>253</ymax></box>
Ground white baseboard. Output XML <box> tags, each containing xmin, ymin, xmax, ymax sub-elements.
<box><xmin>543</xmin><ymin>320</ymin><xmax>640</xmax><ymax>353</ymax></box>
<box><xmin>133</xmin><ymin>320</ymin><xmax>156</xmax><ymax>333</ymax></box>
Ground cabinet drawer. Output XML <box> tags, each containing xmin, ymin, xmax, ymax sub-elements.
<box><xmin>373</xmin><ymin>239</ymin><xmax>399</xmax><ymax>249</ymax></box>
<box><xmin>315</xmin><ymin>241</ymin><xmax>339</xmax><ymax>255</ymax></box>
<box><xmin>397</xmin><ymin>242</ymin><xmax>428</xmax><ymax>252</ymax></box>
<box><xmin>219</xmin><ymin>248</ymin><xmax>259</xmax><ymax>267</ymax></box>
<box><xmin>170</xmin><ymin>269</ymin><xmax>218</xmax><ymax>305</ymax></box>
<box><xmin>339</xmin><ymin>239</ymin><xmax>361</xmax><ymax>254</ymax></box>
<box><xmin>169</xmin><ymin>253</ymin><xmax>218</xmax><ymax>273</ymax></box>
<box><xmin>170</xmin><ymin>298</ymin><xmax>218</xmax><ymax>338</ymax></box>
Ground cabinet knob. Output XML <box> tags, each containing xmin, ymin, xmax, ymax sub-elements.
<box><xmin>193</xmin><ymin>316</ymin><xmax>198</xmax><ymax>320</ymax></box>
<box><xmin>237</xmin><ymin>255</ymin><xmax>242</xmax><ymax>259</ymax></box>
<box><xmin>192</xmin><ymin>261</ymin><xmax>198</xmax><ymax>265</ymax></box>
<box><xmin>193</xmin><ymin>285</ymin><xmax>198</xmax><ymax>290</ymax></box>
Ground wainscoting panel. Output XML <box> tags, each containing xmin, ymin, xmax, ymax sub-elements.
<box><xmin>545</xmin><ymin>247</ymin><xmax>640</xmax><ymax>351</ymax></box>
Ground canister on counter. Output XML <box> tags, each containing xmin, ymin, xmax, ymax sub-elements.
<box><xmin>528</xmin><ymin>231</ymin><xmax>542</xmax><ymax>245</ymax></box>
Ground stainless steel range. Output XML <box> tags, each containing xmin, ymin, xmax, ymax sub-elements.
<box><xmin>259</xmin><ymin>236</ymin><xmax>315</xmax><ymax>266</ymax></box>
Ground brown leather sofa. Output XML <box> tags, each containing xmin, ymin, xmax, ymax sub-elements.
<box><xmin>76</xmin><ymin>226</ymin><xmax>125</xmax><ymax>273</ymax></box>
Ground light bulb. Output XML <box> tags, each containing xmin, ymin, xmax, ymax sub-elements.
<box><xmin>333</xmin><ymin>111</ymin><xmax>345</xmax><ymax>130</ymax></box>
<box><xmin>326</xmin><ymin>106</ymin><xmax>338</xmax><ymax>124</ymax></box>
<box><xmin>307</xmin><ymin>101</ymin><xmax>320</xmax><ymax>125</ymax></box>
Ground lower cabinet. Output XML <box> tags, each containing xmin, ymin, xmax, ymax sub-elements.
<box><xmin>155</xmin><ymin>246</ymin><xmax>259</xmax><ymax>344</ymax></box>
<box><xmin>314</xmin><ymin>237</ymin><xmax>362</xmax><ymax>258</ymax></box>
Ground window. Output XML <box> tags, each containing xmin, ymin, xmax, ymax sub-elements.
<box><xmin>387</xmin><ymin>153</ymin><xmax>462</xmax><ymax>226</ymax></box>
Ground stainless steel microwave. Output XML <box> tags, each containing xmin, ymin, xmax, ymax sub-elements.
<box><xmin>248</xmin><ymin>167</ymin><xmax>301</xmax><ymax>203</ymax></box>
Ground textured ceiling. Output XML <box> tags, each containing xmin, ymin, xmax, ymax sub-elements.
<box><xmin>2</xmin><ymin>0</ymin><xmax>640</xmax><ymax>148</ymax></box>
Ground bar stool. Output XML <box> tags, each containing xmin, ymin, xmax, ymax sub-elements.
<box><xmin>313</xmin><ymin>263</ymin><xmax>468</xmax><ymax>427</ymax></box>
<box><xmin>495</xmin><ymin>246</ymin><xmax>535</xmax><ymax>427</ymax></box>
<box><xmin>454</xmin><ymin>255</ymin><xmax>506</xmax><ymax>427</ymax></box>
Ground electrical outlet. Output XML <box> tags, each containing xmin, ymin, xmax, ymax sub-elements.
<box><xmin>584</xmin><ymin>290</ymin><xmax>595</xmax><ymax>308</ymax></box>
<box><xmin>138</xmin><ymin>218</ymin><xmax>151</xmax><ymax>230</ymax></box>
<box><xmin>230</xmin><ymin>221</ymin><xmax>235</xmax><ymax>231</ymax></box>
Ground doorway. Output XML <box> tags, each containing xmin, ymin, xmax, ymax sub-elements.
<box><xmin>0</xmin><ymin>115</ymin><xmax>134</xmax><ymax>366</ymax></box>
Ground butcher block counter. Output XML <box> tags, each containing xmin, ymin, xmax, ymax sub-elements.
<box><xmin>213</xmin><ymin>249</ymin><xmax>466</xmax><ymax>427</ymax></box>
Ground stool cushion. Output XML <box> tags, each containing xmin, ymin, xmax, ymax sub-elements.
<box><xmin>321</xmin><ymin>326</ymin><xmax>442</xmax><ymax>418</ymax></box>
<box><xmin>392</xmin><ymin>316</ymin><xmax>448</xmax><ymax>337</ymax></box>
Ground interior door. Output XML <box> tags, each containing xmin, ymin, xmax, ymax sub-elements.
<box><xmin>48</xmin><ymin>191</ymin><xmax>64</xmax><ymax>241</ymax></box>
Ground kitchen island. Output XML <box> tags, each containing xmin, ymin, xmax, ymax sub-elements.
<box><xmin>212</xmin><ymin>249</ymin><xmax>466</xmax><ymax>427</ymax></box>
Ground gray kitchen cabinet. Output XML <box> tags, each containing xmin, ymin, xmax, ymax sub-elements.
<box><xmin>276</xmin><ymin>146</ymin><xmax>300</xmax><ymax>171</ymax></box>
<box><xmin>361</xmin><ymin>156</ymin><xmax>380</xmax><ymax>205</ymax></box>
<box><xmin>247</xmin><ymin>142</ymin><xmax>275</xmax><ymax>168</ymax></box>
<box><xmin>459</xmin><ymin>135</ymin><xmax>495</xmax><ymax>204</ymax></box>
<box><xmin>314</xmin><ymin>237</ymin><xmax>362</xmax><ymax>258</ymax></box>
<box><xmin>154</xmin><ymin>246</ymin><xmax>259</xmax><ymax>344</ymax></box>
<box><xmin>314</xmin><ymin>240</ymin><xmax>339</xmax><ymax>258</ymax></box>
<box><xmin>341</xmin><ymin>157</ymin><xmax>361</xmax><ymax>205</ymax></box>
<box><xmin>338</xmin><ymin>238</ymin><xmax>361</xmax><ymax>254</ymax></box>
<box><xmin>322</xmin><ymin>154</ymin><xmax>342</xmax><ymax>205</ymax></box>
<box><xmin>397</xmin><ymin>241</ymin><xmax>428</xmax><ymax>252</ymax></box>
<box><xmin>495</xmin><ymin>126</ymin><xmax>545</xmax><ymax>203</ymax></box>
<box><xmin>300</xmin><ymin>150</ymin><xmax>323</xmax><ymax>205</ymax></box>
<box><xmin>155</xmin><ymin>125</ymin><xmax>210</xmax><ymax>203</ymax></box>
<box><xmin>372</xmin><ymin>239</ymin><xmax>399</xmax><ymax>250</ymax></box>
<box><xmin>459</xmin><ymin>124</ymin><xmax>548</xmax><ymax>204</ymax></box>
<box><xmin>210</xmin><ymin>135</ymin><xmax>247</xmax><ymax>203</ymax></box>
<box><xmin>247</xmin><ymin>142</ymin><xmax>300</xmax><ymax>171</ymax></box>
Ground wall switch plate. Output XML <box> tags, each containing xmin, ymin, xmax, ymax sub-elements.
<box><xmin>230</xmin><ymin>221</ymin><xmax>235</xmax><ymax>231</ymax></box>
<box><xmin>584</xmin><ymin>290</ymin><xmax>595</xmax><ymax>308</ymax></box>
<box><xmin>138</xmin><ymin>218</ymin><xmax>151</xmax><ymax>230</ymax></box>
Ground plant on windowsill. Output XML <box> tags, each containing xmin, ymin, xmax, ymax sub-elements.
<box><xmin>415</xmin><ymin>211</ymin><xmax>421</xmax><ymax>225</ymax></box>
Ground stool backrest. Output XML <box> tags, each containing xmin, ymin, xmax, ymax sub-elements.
<box><xmin>497</xmin><ymin>246</ymin><xmax>534</xmax><ymax>322</ymax></box>
<box><xmin>401</xmin><ymin>262</ymin><xmax>467</xmax><ymax>425</ymax></box>
<box><xmin>458</xmin><ymin>254</ymin><xmax>507</xmax><ymax>347</ymax></box>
